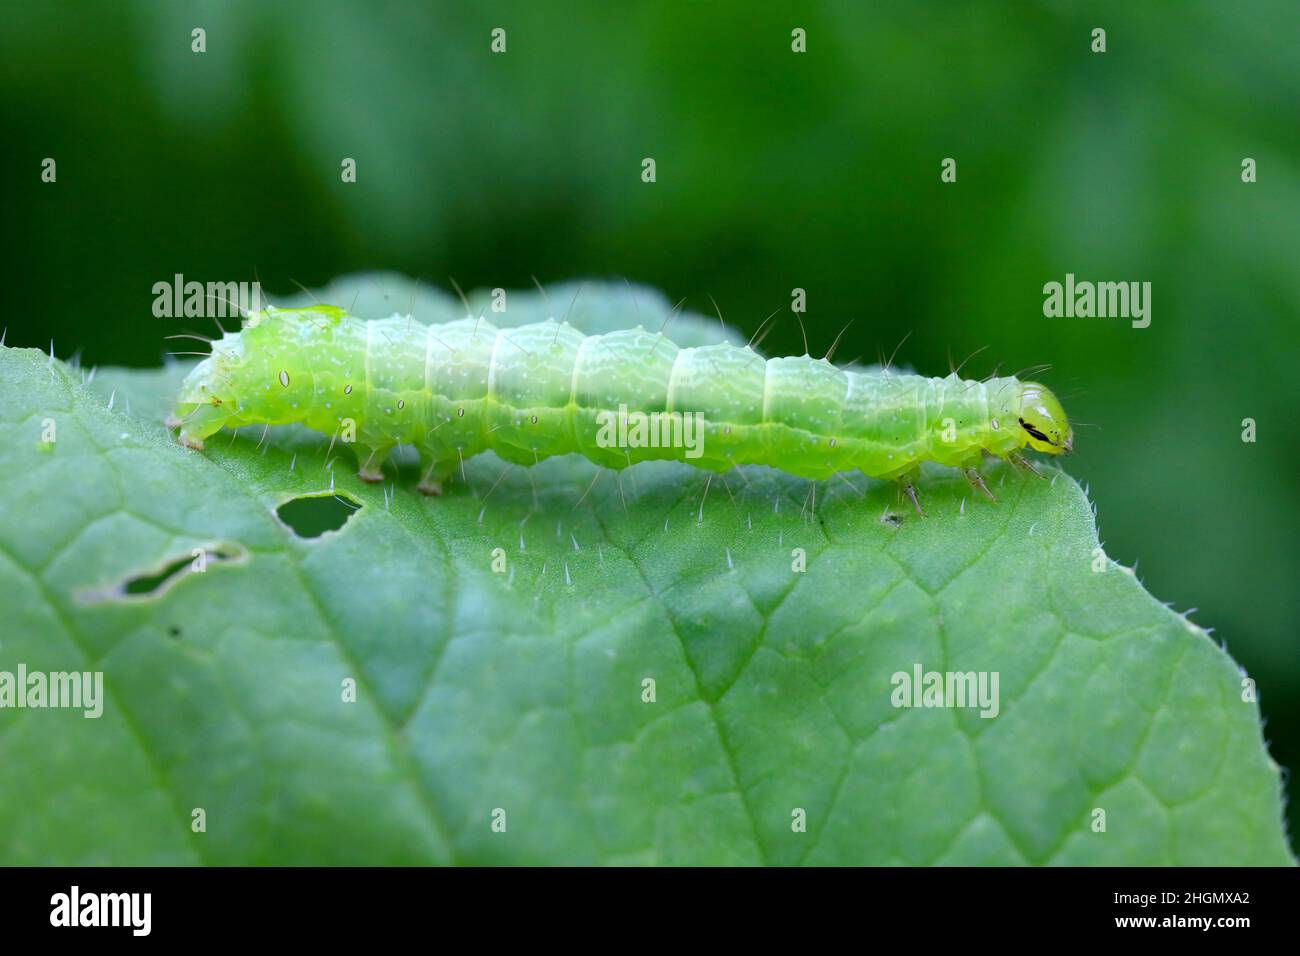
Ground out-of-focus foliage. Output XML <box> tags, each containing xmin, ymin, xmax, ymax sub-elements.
<box><xmin>2</xmin><ymin>0</ymin><xmax>1298</xmax><ymax>832</ymax></box>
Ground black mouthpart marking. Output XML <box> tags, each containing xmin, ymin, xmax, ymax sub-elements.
<box><xmin>1019</xmin><ymin>418</ymin><xmax>1054</xmax><ymax>445</ymax></box>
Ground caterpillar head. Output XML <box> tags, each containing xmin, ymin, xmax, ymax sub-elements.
<box><xmin>171</xmin><ymin>343</ymin><xmax>242</xmax><ymax>450</ymax></box>
<box><xmin>1017</xmin><ymin>382</ymin><xmax>1072</xmax><ymax>455</ymax></box>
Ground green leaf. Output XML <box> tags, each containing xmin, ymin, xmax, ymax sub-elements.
<box><xmin>0</xmin><ymin>278</ymin><xmax>1291</xmax><ymax>865</ymax></box>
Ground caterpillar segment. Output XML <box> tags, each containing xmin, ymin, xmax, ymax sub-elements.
<box><xmin>170</xmin><ymin>306</ymin><xmax>1073</xmax><ymax>513</ymax></box>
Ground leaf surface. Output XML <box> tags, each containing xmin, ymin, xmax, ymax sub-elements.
<box><xmin>0</xmin><ymin>278</ymin><xmax>1290</xmax><ymax>865</ymax></box>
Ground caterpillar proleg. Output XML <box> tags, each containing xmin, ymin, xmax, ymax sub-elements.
<box><xmin>169</xmin><ymin>305</ymin><xmax>1073</xmax><ymax>511</ymax></box>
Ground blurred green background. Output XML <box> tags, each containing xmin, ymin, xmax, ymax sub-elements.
<box><xmin>3</xmin><ymin>1</ymin><xmax>1298</xmax><ymax>834</ymax></box>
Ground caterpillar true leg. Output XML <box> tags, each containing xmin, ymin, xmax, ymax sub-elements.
<box><xmin>963</xmin><ymin>467</ymin><xmax>997</xmax><ymax>502</ymax></box>
<box><xmin>898</xmin><ymin>474</ymin><xmax>926</xmax><ymax>518</ymax></box>
<box><xmin>1007</xmin><ymin>452</ymin><xmax>1047</xmax><ymax>480</ymax></box>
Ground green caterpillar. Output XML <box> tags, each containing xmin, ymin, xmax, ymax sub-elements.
<box><xmin>169</xmin><ymin>305</ymin><xmax>1072</xmax><ymax>512</ymax></box>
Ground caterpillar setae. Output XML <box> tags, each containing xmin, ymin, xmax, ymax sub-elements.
<box><xmin>168</xmin><ymin>304</ymin><xmax>1073</xmax><ymax>514</ymax></box>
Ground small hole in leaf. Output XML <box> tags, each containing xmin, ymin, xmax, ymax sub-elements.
<box><xmin>122</xmin><ymin>543</ymin><xmax>243</xmax><ymax>595</ymax></box>
<box><xmin>277</xmin><ymin>493</ymin><xmax>362</xmax><ymax>538</ymax></box>
<box><xmin>124</xmin><ymin>557</ymin><xmax>191</xmax><ymax>595</ymax></box>
<box><xmin>76</xmin><ymin>542</ymin><xmax>247</xmax><ymax>604</ymax></box>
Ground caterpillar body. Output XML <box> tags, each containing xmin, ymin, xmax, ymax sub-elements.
<box><xmin>170</xmin><ymin>305</ymin><xmax>1073</xmax><ymax>511</ymax></box>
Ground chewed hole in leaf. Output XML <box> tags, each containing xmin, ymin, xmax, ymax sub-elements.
<box><xmin>76</xmin><ymin>541</ymin><xmax>248</xmax><ymax>604</ymax></box>
<box><xmin>276</xmin><ymin>493</ymin><xmax>362</xmax><ymax>538</ymax></box>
